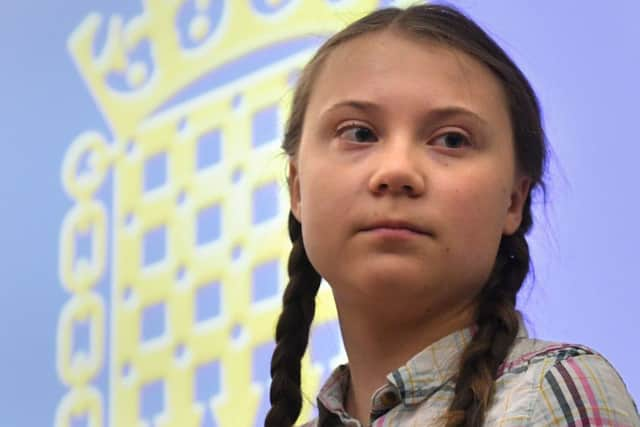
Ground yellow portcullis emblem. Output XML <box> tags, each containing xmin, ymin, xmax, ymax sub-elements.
<box><xmin>56</xmin><ymin>1</ymin><xmax>414</xmax><ymax>426</ymax></box>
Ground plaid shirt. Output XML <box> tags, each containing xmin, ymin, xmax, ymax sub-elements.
<box><xmin>301</xmin><ymin>323</ymin><xmax>639</xmax><ymax>426</ymax></box>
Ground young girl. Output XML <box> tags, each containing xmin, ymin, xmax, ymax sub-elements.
<box><xmin>264</xmin><ymin>4</ymin><xmax>639</xmax><ymax>426</ymax></box>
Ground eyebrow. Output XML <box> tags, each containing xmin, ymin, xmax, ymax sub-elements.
<box><xmin>321</xmin><ymin>100</ymin><xmax>490</xmax><ymax>128</ymax></box>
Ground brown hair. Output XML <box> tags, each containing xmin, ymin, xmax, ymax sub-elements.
<box><xmin>265</xmin><ymin>4</ymin><xmax>547</xmax><ymax>427</ymax></box>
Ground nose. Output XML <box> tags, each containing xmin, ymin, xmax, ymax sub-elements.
<box><xmin>368</xmin><ymin>142</ymin><xmax>425</xmax><ymax>197</ymax></box>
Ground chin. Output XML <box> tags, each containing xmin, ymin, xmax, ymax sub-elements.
<box><xmin>347</xmin><ymin>267</ymin><xmax>434</xmax><ymax>296</ymax></box>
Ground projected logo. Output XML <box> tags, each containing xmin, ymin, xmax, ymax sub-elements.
<box><xmin>54</xmin><ymin>1</ymin><xmax>399</xmax><ymax>426</ymax></box>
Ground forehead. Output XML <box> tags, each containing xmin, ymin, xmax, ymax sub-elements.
<box><xmin>306</xmin><ymin>30</ymin><xmax>510</xmax><ymax>129</ymax></box>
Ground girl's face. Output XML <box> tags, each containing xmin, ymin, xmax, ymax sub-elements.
<box><xmin>288</xmin><ymin>31</ymin><xmax>530</xmax><ymax>321</ymax></box>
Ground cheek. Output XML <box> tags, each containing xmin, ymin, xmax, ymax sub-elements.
<box><xmin>439</xmin><ymin>172</ymin><xmax>509</xmax><ymax>259</ymax></box>
<box><xmin>298</xmin><ymin>154</ymin><xmax>361</xmax><ymax>228</ymax></box>
<box><xmin>297</xmin><ymin>166</ymin><xmax>353</xmax><ymax>277</ymax></box>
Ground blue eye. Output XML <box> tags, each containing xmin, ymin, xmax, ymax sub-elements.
<box><xmin>433</xmin><ymin>131</ymin><xmax>470</xmax><ymax>149</ymax></box>
<box><xmin>337</xmin><ymin>125</ymin><xmax>378</xmax><ymax>143</ymax></box>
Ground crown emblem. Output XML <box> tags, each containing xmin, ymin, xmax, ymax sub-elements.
<box><xmin>68</xmin><ymin>0</ymin><xmax>387</xmax><ymax>138</ymax></box>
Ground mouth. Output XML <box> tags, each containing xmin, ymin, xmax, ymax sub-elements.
<box><xmin>361</xmin><ymin>220</ymin><xmax>431</xmax><ymax>236</ymax></box>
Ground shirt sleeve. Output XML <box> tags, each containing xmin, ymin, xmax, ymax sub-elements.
<box><xmin>530</xmin><ymin>352</ymin><xmax>640</xmax><ymax>426</ymax></box>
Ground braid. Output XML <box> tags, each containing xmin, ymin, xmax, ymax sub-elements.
<box><xmin>264</xmin><ymin>212</ymin><xmax>322</xmax><ymax>427</ymax></box>
<box><xmin>445</xmin><ymin>231</ymin><xmax>531</xmax><ymax>427</ymax></box>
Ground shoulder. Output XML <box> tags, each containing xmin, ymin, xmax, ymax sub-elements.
<box><xmin>502</xmin><ymin>338</ymin><xmax>640</xmax><ymax>426</ymax></box>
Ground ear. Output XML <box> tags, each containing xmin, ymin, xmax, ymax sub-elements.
<box><xmin>288</xmin><ymin>160</ymin><xmax>302</xmax><ymax>222</ymax></box>
<box><xmin>502</xmin><ymin>174</ymin><xmax>532</xmax><ymax>235</ymax></box>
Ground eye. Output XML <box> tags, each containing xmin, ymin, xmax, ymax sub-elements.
<box><xmin>431</xmin><ymin>131</ymin><xmax>471</xmax><ymax>149</ymax></box>
<box><xmin>336</xmin><ymin>124</ymin><xmax>378</xmax><ymax>143</ymax></box>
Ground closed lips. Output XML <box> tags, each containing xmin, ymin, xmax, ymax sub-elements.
<box><xmin>363</xmin><ymin>220</ymin><xmax>431</xmax><ymax>235</ymax></box>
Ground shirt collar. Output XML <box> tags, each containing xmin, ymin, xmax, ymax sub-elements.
<box><xmin>316</xmin><ymin>320</ymin><xmax>528</xmax><ymax>425</ymax></box>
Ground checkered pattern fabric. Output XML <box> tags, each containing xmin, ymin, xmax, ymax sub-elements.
<box><xmin>301</xmin><ymin>323</ymin><xmax>640</xmax><ymax>426</ymax></box>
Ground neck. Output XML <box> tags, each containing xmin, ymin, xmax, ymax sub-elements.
<box><xmin>335</xmin><ymin>297</ymin><xmax>476</xmax><ymax>425</ymax></box>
